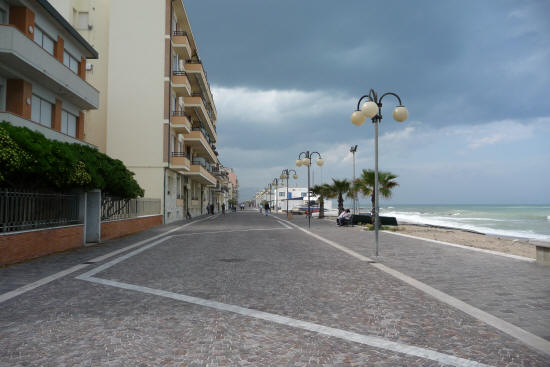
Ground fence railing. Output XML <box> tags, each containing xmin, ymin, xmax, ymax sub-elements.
<box><xmin>0</xmin><ymin>189</ymin><xmax>80</xmax><ymax>233</ymax></box>
<box><xmin>101</xmin><ymin>197</ymin><xmax>161</xmax><ymax>221</ymax></box>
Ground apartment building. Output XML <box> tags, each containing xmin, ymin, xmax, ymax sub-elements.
<box><xmin>0</xmin><ymin>0</ymin><xmax>98</xmax><ymax>147</ymax></box>
<box><xmin>50</xmin><ymin>0</ymin><xmax>222</xmax><ymax>222</ymax></box>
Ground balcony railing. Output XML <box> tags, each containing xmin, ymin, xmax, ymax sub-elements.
<box><xmin>171</xmin><ymin>110</ymin><xmax>191</xmax><ymax>118</ymax></box>
<box><xmin>173</xmin><ymin>70</ymin><xmax>186</xmax><ymax>76</ymax></box>
<box><xmin>191</xmin><ymin>126</ymin><xmax>212</xmax><ymax>144</ymax></box>
<box><xmin>192</xmin><ymin>159</ymin><xmax>214</xmax><ymax>173</ymax></box>
<box><xmin>171</xmin><ymin>151</ymin><xmax>187</xmax><ymax>157</ymax></box>
<box><xmin>173</xmin><ymin>30</ymin><xmax>187</xmax><ymax>36</ymax></box>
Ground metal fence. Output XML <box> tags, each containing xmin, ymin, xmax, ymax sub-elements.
<box><xmin>0</xmin><ymin>189</ymin><xmax>80</xmax><ymax>233</ymax></box>
<box><xmin>101</xmin><ymin>197</ymin><xmax>161</xmax><ymax>221</ymax></box>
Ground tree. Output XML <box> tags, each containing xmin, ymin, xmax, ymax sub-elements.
<box><xmin>352</xmin><ymin>169</ymin><xmax>398</xmax><ymax>216</ymax></box>
<box><xmin>328</xmin><ymin>179</ymin><xmax>351</xmax><ymax>214</ymax></box>
<box><xmin>0</xmin><ymin>122</ymin><xmax>144</xmax><ymax>198</ymax></box>
<box><xmin>310</xmin><ymin>184</ymin><xmax>334</xmax><ymax>219</ymax></box>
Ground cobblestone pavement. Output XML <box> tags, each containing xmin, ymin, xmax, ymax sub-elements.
<box><xmin>279</xmin><ymin>213</ymin><xmax>550</xmax><ymax>341</ymax></box>
<box><xmin>1</xmin><ymin>211</ymin><xmax>549</xmax><ymax>366</ymax></box>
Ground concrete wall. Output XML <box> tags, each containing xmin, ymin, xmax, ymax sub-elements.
<box><xmin>0</xmin><ymin>225</ymin><xmax>83</xmax><ymax>265</ymax></box>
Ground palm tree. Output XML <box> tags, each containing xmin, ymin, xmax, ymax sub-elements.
<box><xmin>352</xmin><ymin>169</ymin><xmax>399</xmax><ymax>216</ymax></box>
<box><xmin>311</xmin><ymin>184</ymin><xmax>334</xmax><ymax>219</ymax></box>
<box><xmin>329</xmin><ymin>179</ymin><xmax>351</xmax><ymax>214</ymax></box>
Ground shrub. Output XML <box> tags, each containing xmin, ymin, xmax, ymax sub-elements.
<box><xmin>0</xmin><ymin>122</ymin><xmax>144</xmax><ymax>198</ymax></box>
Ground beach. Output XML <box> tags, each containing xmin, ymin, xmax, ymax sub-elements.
<box><xmin>393</xmin><ymin>224</ymin><xmax>537</xmax><ymax>259</ymax></box>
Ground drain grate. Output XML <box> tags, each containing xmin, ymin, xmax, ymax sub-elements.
<box><xmin>218</xmin><ymin>258</ymin><xmax>246</xmax><ymax>263</ymax></box>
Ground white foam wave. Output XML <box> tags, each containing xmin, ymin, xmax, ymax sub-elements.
<box><xmin>384</xmin><ymin>212</ymin><xmax>550</xmax><ymax>240</ymax></box>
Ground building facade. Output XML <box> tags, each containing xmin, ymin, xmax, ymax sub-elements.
<box><xmin>49</xmin><ymin>0</ymin><xmax>224</xmax><ymax>222</ymax></box>
<box><xmin>0</xmin><ymin>0</ymin><xmax>98</xmax><ymax>147</ymax></box>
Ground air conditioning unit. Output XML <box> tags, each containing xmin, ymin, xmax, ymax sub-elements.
<box><xmin>86</xmin><ymin>63</ymin><xmax>93</xmax><ymax>71</ymax></box>
<box><xmin>179</xmin><ymin>59</ymin><xmax>185</xmax><ymax>71</ymax></box>
<box><xmin>178</xmin><ymin>96</ymin><xmax>184</xmax><ymax>108</ymax></box>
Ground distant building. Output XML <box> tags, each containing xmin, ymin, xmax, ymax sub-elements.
<box><xmin>49</xmin><ymin>0</ymin><xmax>223</xmax><ymax>222</ymax></box>
<box><xmin>0</xmin><ymin>0</ymin><xmax>99</xmax><ymax>147</ymax></box>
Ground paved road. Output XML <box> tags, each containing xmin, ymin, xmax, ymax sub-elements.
<box><xmin>1</xmin><ymin>211</ymin><xmax>549</xmax><ymax>366</ymax></box>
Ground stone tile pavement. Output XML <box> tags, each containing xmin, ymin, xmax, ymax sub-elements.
<box><xmin>278</xmin><ymin>213</ymin><xmax>550</xmax><ymax>341</ymax></box>
<box><xmin>0</xmin><ymin>211</ymin><xmax>549</xmax><ymax>366</ymax></box>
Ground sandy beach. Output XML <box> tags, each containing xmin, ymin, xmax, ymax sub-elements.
<box><xmin>394</xmin><ymin>224</ymin><xmax>537</xmax><ymax>259</ymax></box>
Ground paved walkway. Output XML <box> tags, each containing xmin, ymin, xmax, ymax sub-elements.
<box><xmin>1</xmin><ymin>211</ymin><xmax>549</xmax><ymax>366</ymax></box>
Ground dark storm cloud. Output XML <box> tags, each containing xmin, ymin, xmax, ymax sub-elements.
<box><xmin>183</xmin><ymin>0</ymin><xmax>550</xmax><ymax>203</ymax></box>
<box><xmin>187</xmin><ymin>0</ymin><xmax>550</xmax><ymax>125</ymax></box>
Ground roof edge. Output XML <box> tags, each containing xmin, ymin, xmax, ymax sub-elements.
<box><xmin>35</xmin><ymin>0</ymin><xmax>99</xmax><ymax>59</ymax></box>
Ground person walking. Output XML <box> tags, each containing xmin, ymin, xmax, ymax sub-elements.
<box><xmin>221</xmin><ymin>203</ymin><xmax>226</xmax><ymax>215</ymax></box>
<box><xmin>264</xmin><ymin>201</ymin><xmax>270</xmax><ymax>216</ymax></box>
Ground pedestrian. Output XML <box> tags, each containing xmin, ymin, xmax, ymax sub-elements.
<box><xmin>264</xmin><ymin>201</ymin><xmax>270</xmax><ymax>216</ymax></box>
<box><xmin>210</xmin><ymin>203</ymin><xmax>215</xmax><ymax>215</ymax></box>
<box><xmin>221</xmin><ymin>203</ymin><xmax>226</xmax><ymax>215</ymax></box>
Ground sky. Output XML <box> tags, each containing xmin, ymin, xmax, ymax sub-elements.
<box><xmin>185</xmin><ymin>0</ymin><xmax>550</xmax><ymax>204</ymax></box>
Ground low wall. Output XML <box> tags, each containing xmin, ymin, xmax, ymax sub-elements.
<box><xmin>0</xmin><ymin>225</ymin><xmax>84</xmax><ymax>265</ymax></box>
<box><xmin>101</xmin><ymin>215</ymin><xmax>163</xmax><ymax>241</ymax></box>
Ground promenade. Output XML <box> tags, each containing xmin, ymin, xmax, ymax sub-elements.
<box><xmin>1</xmin><ymin>210</ymin><xmax>549</xmax><ymax>366</ymax></box>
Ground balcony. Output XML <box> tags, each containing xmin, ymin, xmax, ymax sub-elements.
<box><xmin>183</xmin><ymin>96</ymin><xmax>216</xmax><ymax>138</ymax></box>
<box><xmin>186</xmin><ymin>161</ymin><xmax>216</xmax><ymax>186</ymax></box>
<box><xmin>172</xmin><ymin>70</ymin><xmax>191</xmax><ymax>96</ymax></box>
<box><xmin>172</xmin><ymin>31</ymin><xmax>191</xmax><ymax>59</ymax></box>
<box><xmin>171</xmin><ymin>111</ymin><xmax>191</xmax><ymax>133</ymax></box>
<box><xmin>183</xmin><ymin>129</ymin><xmax>216</xmax><ymax>163</ymax></box>
<box><xmin>0</xmin><ymin>25</ymin><xmax>98</xmax><ymax>109</ymax></box>
<box><xmin>170</xmin><ymin>152</ymin><xmax>190</xmax><ymax>172</ymax></box>
<box><xmin>184</xmin><ymin>60</ymin><xmax>217</xmax><ymax>118</ymax></box>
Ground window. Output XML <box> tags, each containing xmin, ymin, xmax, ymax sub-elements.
<box><xmin>63</xmin><ymin>51</ymin><xmax>79</xmax><ymax>74</ymax></box>
<box><xmin>77</xmin><ymin>12</ymin><xmax>89</xmax><ymax>29</ymax></box>
<box><xmin>31</xmin><ymin>95</ymin><xmax>53</xmax><ymax>127</ymax></box>
<box><xmin>0</xmin><ymin>8</ymin><xmax>7</xmax><ymax>24</ymax></box>
<box><xmin>279</xmin><ymin>192</ymin><xmax>285</xmax><ymax>197</ymax></box>
<box><xmin>61</xmin><ymin>110</ymin><xmax>78</xmax><ymax>137</ymax></box>
<box><xmin>301</xmin><ymin>192</ymin><xmax>307</xmax><ymax>197</ymax></box>
<box><xmin>34</xmin><ymin>27</ymin><xmax>55</xmax><ymax>55</ymax></box>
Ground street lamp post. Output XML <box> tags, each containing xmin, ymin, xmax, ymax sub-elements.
<box><xmin>296</xmin><ymin>151</ymin><xmax>324</xmax><ymax>228</ymax></box>
<box><xmin>272</xmin><ymin>178</ymin><xmax>280</xmax><ymax>214</ymax></box>
<box><xmin>351</xmin><ymin>89</ymin><xmax>408</xmax><ymax>256</ymax></box>
<box><xmin>267</xmin><ymin>183</ymin><xmax>272</xmax><ymax>212</ymax></box>
<box><xmin>280</xmin><ymin>169</ymin><xmax>298</xmax><ymax>218</ymax></box>
<box><xmin>350</xmin><ymin>145</ymin><xmax>358</xmax><ymax>214</ymax></box>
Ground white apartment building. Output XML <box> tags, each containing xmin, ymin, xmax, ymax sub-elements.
<box><xmin>0</xmin><ymin>0</ymin><xmax>98</xmax><ymax>146</ymax></box>
<box><xmin>49</xmin><ymin>0</ymin><xmax>224</xmax><ymax>222</ymax></box>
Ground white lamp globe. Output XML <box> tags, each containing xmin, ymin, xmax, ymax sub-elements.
<box><xmin>302</xmin><ymin>158</ymin><xmax>311</xmax><ymax>166</ymax></box>
<box><xmin>361</xmin><ymin>101</ymin><xmax>379</xmax><ymax>118</ymax></box>
<box><xmin>316</xmin><ymin>158</ymin><xmax>324</xmax><ymax>166</ymax></box>
<box><xmin>293</xmin><ymin>174</ymin><xmax>298</xmax><ymax>180</ymax></box>
<box><xmin>351</xmin><ymin>110</ymin><xmax>366</xmax><ymax>126</ymax></box>
<box><xmin>393</xmin><ymin>106</ymin><xmax>408</xmax><ymax>122</ymax></box>
<box><xmin>296</xmin><ymin>159</ymin><xmax>303</xmax><ymax>167</ymax></box>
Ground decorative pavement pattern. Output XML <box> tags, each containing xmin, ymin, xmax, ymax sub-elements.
<box><xmin>1</xmin><ymin>211</ymin><xmax>549</xmax><ymax>366</ymax></box>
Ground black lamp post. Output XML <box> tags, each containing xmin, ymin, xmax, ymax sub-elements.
<box><xmin>351</xmin><ymin>88</ymin><xmax>408</xmax><ymax>256</ymax></box>
<box><xmin>296</xmin><ymin>151</ymin><xmax>324</xmax><ymax>228</ymax></box>
<box><xmin>280</xmin><ymin>168</ymin><xmax>298</xmax><ymax>218</ymax></box>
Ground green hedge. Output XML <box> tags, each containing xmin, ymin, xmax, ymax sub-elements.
<box><xmin>0</xmin><ymin>122</ymin><xmax>144</xmax><ymax>198</ymax></box>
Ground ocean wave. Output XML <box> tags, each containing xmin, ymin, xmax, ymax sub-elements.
<box><xmin>388</xmin><ymin>213</ymin><xmax>550</xmax><ymax>240</ymax></box>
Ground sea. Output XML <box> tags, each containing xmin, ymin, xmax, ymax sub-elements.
<box><xmin>374</xmin><ymin>205</ymin><xmax>550</xmax><ymax>240</ymax></box>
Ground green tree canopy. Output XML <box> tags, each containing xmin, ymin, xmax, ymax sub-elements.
<box><xmin>0</xmin><ymin>122</ymin><xmax>144</xmax><ymax>198</ymax></box>
<box><xmin>311</xmin><ymin>183</ymin><xmax>334</xmax><ymax>218</ymax></box>
<box><xmin>352</xmin><ymin>169</ymin><xmax>399</xmax><ymax>214</ymax></box>
<box><xmin>327</xmin><ymin>179</ymin><xmax>351</xmax><ymax>214</ymax></box>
